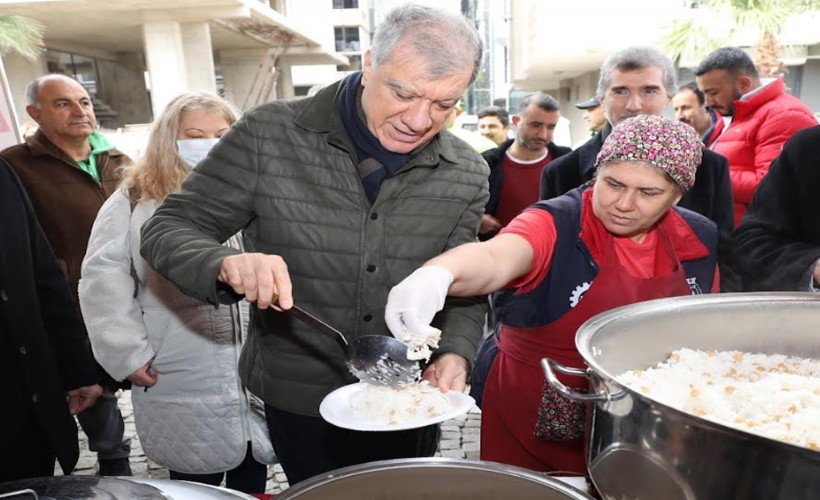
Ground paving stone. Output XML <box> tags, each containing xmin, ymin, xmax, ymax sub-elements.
<box><xmin>439</xmin><ymin>449</ymin><xmax>466</xmax><ymax>459</ymax></box>
<box><xmin>438</xmin><ymin>439</ymin><xmax>461</xmax><ymax>450</ymax></box>
<box><xmin>441</xmin><ymin>430</ymin><xmax>460</xmax><ymax>440</ymax></box>
<box><xmin>131</xmin><ymin>462</ymin><xmax>149</xmax><ymax>474</ymax></box>
<box><xmin>462</xmin><ymin>441</ymin><xmax>480</xmax><ymax>452</ymax></box>
<box><xmin>462</xmin><ymin>428</ymin><xmax>480</xmax><ymax>439</ymax></box>
<box><xmin>75</xmin><ymin>455</ymin><xmax>97</xmax><ymax>471</ymax></box>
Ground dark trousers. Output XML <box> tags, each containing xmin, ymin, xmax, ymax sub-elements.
<box><xmin>265</xmin><ymin>404</ymin><xmax>439</xmax><ymax>486</ymax></box>
<box><xmin>76</xmin><ymin>386</ymin><xmax>130</xmax><ymax>461</ymax></box>
<box><xmin>169</xmin><ymin>443</ymin><xmax>267</xmax><ymax>494</ymax></box>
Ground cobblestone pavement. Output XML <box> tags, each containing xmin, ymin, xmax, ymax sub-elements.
<box><xmin>63</xmin><ymin>390</ymin><xmax>482</xmax><ymax>495</ymax></box>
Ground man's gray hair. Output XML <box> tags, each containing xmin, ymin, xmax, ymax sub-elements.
<box><xmin>371</xmin><ymin>4</ymin><xmax>483</xmax><ymax>85</ymax></box>
<box><xmin>518</xmin><ymin>92</ymin><xmax>560</xmax><ymax>113</ymax></box>
<box><xmin>25</xmin><ymin>74</ymin><xmax>78</xmax><ymax>108</ymax></box>
<box><xmin>597</xmin><ymin>47</ymin><xmax>677</xmax><ymax>99</ymax></box>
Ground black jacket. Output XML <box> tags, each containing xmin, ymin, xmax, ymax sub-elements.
<box><xmin>483</xmin><ymin>138</ymin><xmax>571</xmax><ymax>216</ymax></box>
<box><xmin>0</xmin><ymin>158</ymin><xmax>99</xmax><ymax>475</ymax></box>
<box><xmin>733</xmin><ymin>125</ymin><xmax>820</xmax><ymax>291</ymax></box>
<box><xmin>540</xmin><ymin>123</ymin><xmax>737</xmax><ymax>291</ymax></box>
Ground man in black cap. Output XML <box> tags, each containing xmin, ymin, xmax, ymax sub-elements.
<box><xmin>576</xmin><ymin>96</ymin><xmax>605</xmax><ymax>136</ymax></box>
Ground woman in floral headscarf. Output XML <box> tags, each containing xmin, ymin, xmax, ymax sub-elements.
<box><xmin>383</xmin><ymin>115</ymin><xmax>719</xmax><ymax>481</ymax></box>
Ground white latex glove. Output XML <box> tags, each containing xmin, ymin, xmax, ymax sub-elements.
<box><xmin>385</xmin><ymin>265</ymin><xmax>454</xmax><ymax>342</ymax></box>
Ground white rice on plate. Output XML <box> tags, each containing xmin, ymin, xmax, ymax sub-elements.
<box><xmin>350</xmin><ymin>381</ymin><xmax>452</xmax><ymax>425</ymax></box>
<box><xmin>618</xmin><ymin>348</ymin><xmax>820</xmax><ymax>450</ymax></box>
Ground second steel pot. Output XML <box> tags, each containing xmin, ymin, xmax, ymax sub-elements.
<box><xmin>543</xmin><ymin>293</ymin><xmax>820</xmax><ymax>500</ymax></box>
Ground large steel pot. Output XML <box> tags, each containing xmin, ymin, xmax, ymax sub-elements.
<box><xmin>277</xmin><ymin>457</ymin><xmax>593</xmax><ymax>499</ymax></box>
<box><xmin>0</xmin><ymin>476</ymin><xmax>256</xmax><ymax>499</ymax></box>
<box><xmin>543</xmin><ymin>293</ymin><xmax>820</xmax><ymax>500</ymax></box>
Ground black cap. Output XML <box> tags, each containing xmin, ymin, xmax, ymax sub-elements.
<box><xmin>575</xmin><ymin>96</ymin><xmax>600</xmax><ymax>109</ymax></box>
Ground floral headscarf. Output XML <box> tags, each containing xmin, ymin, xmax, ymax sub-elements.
<box><xmin>594</xmin><ymin>115</ymin><xmax>703</xmax><ymax>192</ymax></box>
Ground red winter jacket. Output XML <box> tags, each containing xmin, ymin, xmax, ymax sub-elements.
<box><xmin>711</xmin><ymin>78</ymin><xmax>817</xmax><ymax>226</ymax></box>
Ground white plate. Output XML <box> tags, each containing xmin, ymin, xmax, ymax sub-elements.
<box><xmin>319</xmin><ymin>382</ymin><xmax>476</xmax><ymax>432</ymax></box>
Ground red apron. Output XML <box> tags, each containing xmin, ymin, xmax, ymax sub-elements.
<box><xmin>480</xmin><ymin>226</ymin><xmax>692</xmax><ymax>475</ymax></box>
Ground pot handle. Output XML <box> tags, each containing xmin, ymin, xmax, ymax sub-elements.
<box><xmin>541</xmin><ymin>357</ymin><xmax>610</xmax><ymax>403</ymax></box>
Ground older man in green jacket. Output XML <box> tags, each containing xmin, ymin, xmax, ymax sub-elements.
<box><xmin>141</xmin><ymin>4</ymin><xmax>488</xmax><ymax>485</ymax></box>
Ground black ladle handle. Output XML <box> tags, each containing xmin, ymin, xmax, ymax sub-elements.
<box><xmin>288</xmin><ymin>304</ymin><xmax>350</xmax><ymax>349</ymax></box>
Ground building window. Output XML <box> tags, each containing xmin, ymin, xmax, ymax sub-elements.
<box><xmin>333</xmin><ymin>0</ymin><xmax>358</xmax><ymax>9</ymax></box>
<box><xmin>337</xmin><ymin>54</ymin><xmax>362</xmax><ymax>72</ymax></box>
<box><xmin>45</xmin><ymin>49</ymin><xmax>99</xmax><ymax>97</ymax></box>
<box><xmin>334</xmin><ymin>27</ymin><xmax>360</xmax><ymax>52</ymax></box>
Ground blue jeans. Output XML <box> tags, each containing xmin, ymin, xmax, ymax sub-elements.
<box><xmin>169</xmin><ymin>443</ymin><xmax>267</xmax><ymax>494</ymax></box>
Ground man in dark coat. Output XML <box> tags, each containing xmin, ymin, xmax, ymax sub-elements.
<box><xmin>481</xmin><ymin>92</ymin><xmax>571</xmax><ymax>239</ymax></box>
<box><xmin>0</xmin><ymin>157</ymin><xmax>102</xmax><ymax>480</ymax></box>
<box><xmin>0</xmin><ymin>74</ymin><xmax>132</xmax><ymax>475</ymax></box>
<box><xmin>539</xmin><ymin>46</ymin><xmax>737</xmax><ymax>291</ymax></box>
<box><xmin>733</xmin><ymin>126</ymin><xmax>820</xmax><ymax>291</ymax></box>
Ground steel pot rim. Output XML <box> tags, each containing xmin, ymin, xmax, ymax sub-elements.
<box><xmin>572</xmin><ymin>292</ymin><xmax>820</xmax><ymax>457</ymax></box>
<box><xmin>278</xmin><ymin>457</ymin><xmax>594</xmax><ymax>499</ymax></box>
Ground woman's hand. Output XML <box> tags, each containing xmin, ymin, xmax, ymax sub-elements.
<box><xmin>127</xmin><ymin>360</ymin><xmax>158</xmax><ymax>388</ymax></box>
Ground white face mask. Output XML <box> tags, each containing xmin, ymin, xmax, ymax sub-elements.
<box><xmin>176</xmin><ymin>138</ymin><xmax>220</xmax><ymax>168</ymax></box>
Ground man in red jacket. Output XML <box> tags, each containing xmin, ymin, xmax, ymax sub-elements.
<box><xmin>696</xmin><ymin>47</ymin><xmax>817</xmax><ymax>226</ymax></box>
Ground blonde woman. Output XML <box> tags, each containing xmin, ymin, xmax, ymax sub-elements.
<box><xmin>79</xmin><ymin>93</ymin><xmax>274</xmax><ymax>493</ymax></box>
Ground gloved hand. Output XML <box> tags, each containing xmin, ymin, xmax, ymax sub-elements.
<box><xmin>385</xmin><ymin>265</ymin><xmax>454</xmax><ymax>343</ymax></box>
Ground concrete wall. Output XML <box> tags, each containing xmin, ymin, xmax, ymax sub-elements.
<box><xmin>799</xmin><ymin>59</ymin><xmax>820</xmax><ymax>117</ymax></box>
<box><xmin>545</xmin><ymin>70</ymin><xmax>600</xmax><ymax>149</ymax></box>
<box><xmin>3</xmin><ymin>53</ymin><xmax>47</xmax><ymax>130</ymax></box>
<box><xmin>219</xmin><ymin>48</ymin><xmax>269</xmax><ymax>110</ymax></box>
<box><xmin>96</xmin><ymin>53</ymin><xmax>153</xmax><ymax>127</ymax></box>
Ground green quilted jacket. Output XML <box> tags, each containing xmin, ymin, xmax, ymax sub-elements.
<box><xmin>141</xmin><ymin>80</ymin><xmax>490</xmax><ymax>415</ymax></box>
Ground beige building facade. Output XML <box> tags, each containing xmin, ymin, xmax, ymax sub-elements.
<box><xmin>1</xmin><ymin>0</ymin><xmax>347</xmax><ymax>128</ymax></box>
<box><xmin>506</xmin><ymin>0</ymin><xmax>820</xmax><ymax>145</ymax></box>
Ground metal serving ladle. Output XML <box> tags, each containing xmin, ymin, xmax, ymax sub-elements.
<box><xmin>288</xmin><ymin>304</ymin><xmax>421</xmax><ymax>387</ymax></box>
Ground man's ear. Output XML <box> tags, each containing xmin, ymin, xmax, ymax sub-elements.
<box><xmin>361</xmin><ymin>50</ymin><xmax>373</xmax><ymax>86</ymax></box>
<box><xmin>511</xmin><ymin>115</ymin><xmax>520</xmax><ymax>127</ymax></box>
<box><xmin>26</xmin><ymin>105</ymin><xmax>40</xmax><ymax>122</ymax></box>
<box><xmin>737</xmin><ymin>74</ymin><xmax>754</xmax><ymax>94</ymax></box>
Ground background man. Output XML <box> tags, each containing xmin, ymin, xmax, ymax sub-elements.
<box><xmin>576</xmin><ymin>96</ymin><xmax>606</xmax><ymax>135</ymax></box>
<box><xmin>672</xmin><ymin>81</ymin><xmax>723</xmax><ymax>147</ymax></box>
<box><xmin>481</xmin><ymin>92</ymin><xmax>570</xmax><ymax>239</ymax></box>
<box><xmin>0</xmin><ymin>156</ymin><xmax>102</xmax><ymax>481</ymax></box>
<box><xmin>695</xmin><ymin>46</ymin><xmax>817</xmax><ymax>226</ymax></box>
<box><xmin>539</xmin><ymin>46</ymin><xmax>737</xmax><ymax>290</ymax></box>
<box><xmin>477</xmin><ymin>105</ymin><xmax>511</xmax><ymax>146</ymax></box>
<box><xmin>0</xmin><ymin>74</ymin><xmax>132</xmax><ymax>476</ymax></box>
<box><xmin>141</xmin><ymin>4</ymin><xmax>488</xmax><ymax>485</ymax></box>
<box><xmin>733</xmin><ymin>126</ymin><xmax>820</xmax><ymax>291</ymax></box>
<box><xmin>446</xmin><ymin>102</ymin><xmax>496</xmax><ymax>153</ymax></box>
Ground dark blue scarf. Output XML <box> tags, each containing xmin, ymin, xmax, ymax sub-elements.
<box><xmin>338</xmin><ymin>72</ymin><xmax>410</xmax><ymax>203</ymax></box>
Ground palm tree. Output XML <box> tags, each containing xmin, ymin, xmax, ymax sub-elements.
<box><xmin>0</xmin><ymin>15</ymin><xmax>44</xmax><ymax>60</ymax></box>
<box><xmin>661</xmin><ymin>0</ymin><xmax>820</xmax><ymax>77</ymax></box>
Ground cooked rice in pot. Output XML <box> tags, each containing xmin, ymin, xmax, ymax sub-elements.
<box><xmin>618</xmin><ymin>348</ymin><xmax>820</xmax><ymax>450</ymax></box>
